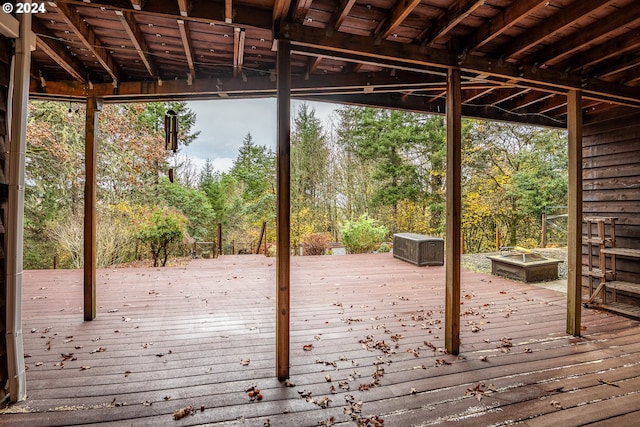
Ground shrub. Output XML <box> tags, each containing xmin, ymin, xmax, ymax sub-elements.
<box><xmin>301</xmin><ymin>232</ymin><xmax>331</xmax><ymax>256</ymax></box>
<box><xmin>135</xmin><ymin>206</ymin><xmax>189</xmax><ymax>267</ymax></box>
<box><xmin>377</xmin><ymin>242</ymin><xmax>391</xmax><ymax>253</ymax></box>
<box><xmin>340</xmin><ymin>215</ymin><xmax>388</xmax><ymax>254</ymax></box>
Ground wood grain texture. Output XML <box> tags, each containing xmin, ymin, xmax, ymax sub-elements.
<box><xmin>2</xmin><ymin>254</ymin><xmax>640</xmax><ymax>425</ymax></box>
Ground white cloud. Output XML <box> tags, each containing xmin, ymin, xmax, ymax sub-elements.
<box><xmin>182</xmin><ymin>98</ymin><xmax>340</xmax><ymax>174</ymax></box>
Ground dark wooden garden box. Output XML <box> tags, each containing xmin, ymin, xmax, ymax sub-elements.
<box><xmin>393</xmin><ymin>233</ymin><xmax>444</xmax><ymax>266</ymax></box>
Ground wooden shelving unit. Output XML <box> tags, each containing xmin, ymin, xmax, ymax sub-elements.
<box><xmin>583</xmin><ymin>217</ymin><xmax>640</xmax><ymax>318</ymax></box>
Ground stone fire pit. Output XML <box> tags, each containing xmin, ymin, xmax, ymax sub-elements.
<box><xmin>487</xmin><ymin>248</ymin><xmax>562</xmax><ymax>283</ymax></box>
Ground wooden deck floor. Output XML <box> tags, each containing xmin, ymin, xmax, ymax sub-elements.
<box><xmin>2</xmin><ymin>254</ymin><xmax>640</xmax><ymax>426</ymax></box>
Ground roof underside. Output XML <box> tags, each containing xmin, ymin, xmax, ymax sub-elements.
<box><xmin>27</xmin><ymin>0</ymin><xmax>640</xmax><ymax>127</ymax></box>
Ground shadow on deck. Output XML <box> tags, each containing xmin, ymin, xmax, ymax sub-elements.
<box><xmin>2</xmin><ymin>253</ymin><xmax>639</xmax><ymax>426</ymax></box>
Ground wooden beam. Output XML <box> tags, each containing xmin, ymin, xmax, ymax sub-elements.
<box><xmin>419</xmin><ymin>0</ymin><xmax>485</xmax><ymax>47</ymax></box>
<box><xmin>54</xmin><ymin>2</ymin><xmax>120</xmax><ymax>83</ymax></box>
<box><xmin>566</xmin><ymin>31</ymin><xmax>640</xmax><ymax>75</ymax></box>
<box><xmin>276</xmin><ymin>40</ymin><xmax>291</xmax><ymax>382</ymax></box>
<box><xmin>32</xmin><ymin>19</ymin><xmax>87</xmax><ymax>83</ymax></box>
<box><xmin>292</xmin><ymin>0</ymin><xmax>313</xmax><ymax>23</ymax></box>
<box><xmin>61</xmin><ymin>0</ymin><xmax>271</xmax><ymax>30</ymax></box>
<box><xmin>466</xmin><ymin>0</ymin><xmax>547</xmax><ymax>52</ymax></box>
<box><xmin>329</xmin><ymin>0</ymin><xmax>356</xmax><ymax>33</ymax></box>
<box><xmin>177</xmin><ymin>19</ymin><xmax>196</xmax><ymax>80</ymax></box>
<box><xmin>499</xmin><ymin>0</ymin><xmax>614</xmax><ymax>60</ymax></box>
<box><xmin>306</xmin><ymin>55</ymin><xmax>323</xmax><ymax>75</ymax></box>
<box><xmin>225</xmin><ymin>0</ymin><xmax>233</xmax><ymax>23</ymax></box>
<box><xmin>115</xmin><ymin>10</ymin><xmax>158</xmax><ymax>79</ymax></box>
<box><xmin>276</xmin><ymin>22</ymin><xmax>640</xmax><ymax>108</ymax></box>
<box><xmin>84</xmin><ymin>97</ymin><xmax>102</xmax><ymax>321</ymax></box>
<box><xmin>273</xmin><ymin>0</ymin><xmax>291</xmax><ymax>21</ymax></box>
<box><xmin>130</xmin><ymin>0</ymin><xmax>145</xmax><ymax>10</ymax></box>
<box><xmin>445</xmin><ymin>68</ymin><xmax>462</xmax><ymax>355</ymax></box>
<box><xmin>566</xmin><ymin>89</ymin><xmax>582</xmax><ymax>336</ymax></box>
<box><xmin>375</xmin><ymin>0</ymin><xmax>422</xmax><ymax>41</ymax></box>
<box><xmin>233</xmin><ymin>27</ymin><xmax>246</xmax><ymax>78</ymax></box>
<box><xmin>177</xmin><ymin>0</ymin><xmax>189</xmax><ymax>16</ymax></box>
<box><xmin>528</xmin><ymin>2</ymin><xmax>640</xmax><ymax>68</ymax></box>
<box><xmin>6</xmin><ymin>9</ymin><xmax>31</xmax><ymax>403</ymax></box>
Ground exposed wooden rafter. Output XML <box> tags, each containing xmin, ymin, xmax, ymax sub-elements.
<box><xmin>57</xmin><ymin>0</ymin><xmax>272</xmax><ymax>30</ymax></box>
<box><xmin>498</xmin><ymin>0</ymin><xmax>614</xmax><ymax>60</ymax></box>
<box><xmin>559</xmin><ymin>29</ymin><xmax>640</xmax><ymax>74</ymax></box>
<box><xmin>177</xmin><ymin>19</ymin><xmax>196</xmax><ymax>81</ymax></box>
<box><xmin>329</xmin><ymin>0</ymin><xmax>357</xmax><ymax>33</ymax></box>
<box><xmin>273</xmin><ymin>0</ymin><xmax>291</xmax><ymax>20</ymax></box>
<box><xmin>233</xmin><ymin>27</ymin><xmax>246</xmax><ymax>78</ymax></box>
<box><xmin>53</xmin><ymin>2</ymin><xmax>120</xmax><ymax>83</ymax></box>
<box><xmin>528</xmin><ymin>1</ymin><xmax>640</xmax><ymax>68</ymax></box>
<box><xmin>130</xmin><ymin>0</ymin><xmax>145</xmax><ymax>10</ymax></box>
<box><xmin>276</xmin><ymin>21</ymin><xmax>640</xmax><ymax>108</ymax></box>
<box><xmin>465</xmin><ymin>0</ymin><xmax>547</xmax><ymax>52</ymax></box>
<box><xmin>292</xmin><ymin>0</ymin><xmax>314</xmax><ymax>23</ymax></box>
<box><xmin>32</xmin><ymin>19</ymin><xmax>87</xmax><ymax>83</ymax></box>
<box><xmin>226</xmin><ymin>0</ymin><xmax>233</xmax><ymax>23</ymax></box>
<box><xmin>375</xmin><ymin>0</ymin><xmax>422</xmax><ymax>41</ymax></box>
<box><xmin>306</xmin><ymin>55</ymin><xmax>323</xmax><ymax>76</ymax></box>
<box><xmin>177</xmin><ymin>0</ymin><xmax>189</xmax><ymax>17</ymax></box>
<box><xmin>115</xmin><ymin>10</ymin><xmax>158</xmax><ymax>79</ymax></box>
<box><xmin>418</xmin><ymin>0</ymin><xmax>485</xmax><ymax>47</ymax></box>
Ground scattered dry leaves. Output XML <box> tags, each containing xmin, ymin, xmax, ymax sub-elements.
<box><xmin>173</xmin><ymin>406</ymin><xmax>193</xmax><ymax>420</ymax></box>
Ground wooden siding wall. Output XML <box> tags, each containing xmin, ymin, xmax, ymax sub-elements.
<box><xmin>0</xmin><ymin>36</ymin><xmax>10</xmax><ymax>404</ymax></box>
<box><xmin>583</xmin><ymin>110</ymin><xmax>640</xmax><ymax>288</ymax></box>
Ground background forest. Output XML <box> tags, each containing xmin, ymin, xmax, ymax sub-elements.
<box><xmin>24</xmin><ymin>101</ymin><xmax>568</xmax><ymax>269</ymax></box>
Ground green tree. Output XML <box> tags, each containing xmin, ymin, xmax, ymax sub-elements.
<box><xmin>158</xmin><ymin>177</ymin><xmax>214</xmax><ymax>241</ymax></box>
<box><xmin>462</xmin><ymin>121</ymin><xmax>567</xmax><ymax>250</ymax></box>
<box><xmin>291</xmin><ymin>104</ymin><xmax>332</xmax><ymax>247</ymax></box>
<box><xmin>136</xmin><ymin>206</ymin><xmax>188</xmax><ymax>267</ymax></box>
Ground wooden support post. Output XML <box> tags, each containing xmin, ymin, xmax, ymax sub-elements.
<box><xmin>84</xmin><ymin>97</ymin><xmax>102</xmax><ymax>321</ymax></box>
<box><xmin>566</xmin><ymin>90</ymin><xmax>583</xmax><ymax>336</ymax></box>
<box><xmin>445</xmin><ymin>68</ymin><xmax>462</xmax><ymax>355</ymax></box>
<box><xmin>541</xmin><ymin>214</ymin><xmax>547</xmax><ymax>248</ymax></box>
<box><xmin>496</xmin><ymin>226</ymin><xmax>501</xmax><ymax>251</ymax></box>
<box><xmin>6</xmin><ymin>10</ymin><xmax>32</xmax><ymax>403</ymax></box>
<box><xmin>276</xmin><ymin>39</ymin><xmax>292</xmax><ymax>381</ymax></box>
<box><xmin>217</xmin><ymin>223</ymin><xmax>222</xmax><ymax>255</ymax></box>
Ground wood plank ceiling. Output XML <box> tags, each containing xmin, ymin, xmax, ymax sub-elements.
<box><xmin>28</xmin><ymin>0</ymin><xmax>640</xmax><ymax>127</ymax></box>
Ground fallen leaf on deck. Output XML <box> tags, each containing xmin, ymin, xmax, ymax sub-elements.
<box><xmin>410</xmin><ymin>387</ymin><xmax>417</xmax><ymax>395</ymax></box>
<box><xmin>90</xmin><ymin>347</ymin><xmax>107</xmax><ymax>354</ymax></box>
<box><xmin>303</xmin><ymin>344</ymin><xmax>314</xmax><ymax>351</ymax></box>
<box><xmin>240</xmin><ymin>358</ymin><xmax>250</xmax><ymax>366</ymax></box>
<box><xmin>283</xmin><ymin>379</ymin><xmax>296</xmax><ymax>387</ymax></box>
<box><xmin>598</xmin><ymin>378</ymin><xmax>619</xmax><ymax>387</ymax></box>
<box><xmin>80</xmin><ymin>366</ymin><xmax>90</xmax><ymax>371</ymax></box>
<box><xmin>35</xmin><ymin>362</ymin><xmax>43</xmax><ymax>367</ymax></box>
<box><xmin>142</xmin><ymin>400</ymin><xmax>152</xmax><ymax>406</ymax></box>
<box><xmin>550</xmin><ymin>400</ymin><xmax>562</xmax><ymax>409</ymax></box>
<box><xmin>325</xmin><ymin>375</ymin><xmax>332</xmax><ymax>382</ymax></box>
<box><xmin>173</xmin><ymin>406</ymin><xmax>193</xmax><ymax>420</ymax></box>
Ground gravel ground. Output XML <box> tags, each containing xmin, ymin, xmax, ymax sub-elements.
<box><xmin>461</xmin><ymin>247</ymin><xmax>568</xmax><ymax>280</ymax></box>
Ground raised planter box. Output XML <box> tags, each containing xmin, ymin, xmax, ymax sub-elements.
<box><xmin>393</xmin><ymin>233</ymin><xmax>444</xmax><ymax>266</ymax></box>
<box><xmin>487</xmin><ymin>252</ymin><xmax>561</xmax><ymax>283</ymax></box>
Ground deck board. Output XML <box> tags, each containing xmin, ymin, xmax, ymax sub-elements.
<box><xmin>2</xmin><ymin>254</ymin><xmax>640</xmax><ymax>426</ymax></box>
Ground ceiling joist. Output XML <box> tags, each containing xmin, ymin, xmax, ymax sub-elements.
<box><xmin>115</xmin><ymin>10</ymin><xmax>158</xmax><ymax>80</ymax></box>
<box><xmin>528</xmin><ymin>1</ymin><xmax>640</xmax><ymax>68</ymax></box>
<box><xmin>498</xmin><ymin>0</ymin><xmax>614</xmax><ymax>60</ymax></box>
<box><xmin>177</xmin><ymin>19</ymin><xmax>196</xmax><ymax>81</ymax></box>
<box><xmin>375</xmin><ymin>0</ymin><xmax>422</xmax><ymax>41</ymax></box>
<box><xmin>275</xmin><ymin>21</ymin><xmax>640</xmax><ymax>108</ymax></box>
<box><xmin>53</xmin><ymin>1</ymin><xmax>120</xmax><ymax>83</ymax></box>
<box><xmin>329</xmin><ymin>0</ymin><xmax>357</xmax><ymax>33</ymax></box>
<box><xmin>419</xmin><ymin>0</ymin><xmax>485</xmax><ymax>47</ymax></box>
<box><xmin>233</xmin><ymin>27</ymin><xmax>246</xmax><ymax>78</ymax></box>
<box><xmin>32</xmin><ymin>19</ymin><xmax>87</xmax><ymax>83</ymax></box>
<box><xmin>466</xmin><ymin>0</ymin><xmax>548</xmax><ymax>52</ymax></box>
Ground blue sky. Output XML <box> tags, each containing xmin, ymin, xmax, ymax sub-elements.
<box><xmin>182</xmin><ymin>98</ymin><xmax>339</xmax><ymax>173</ymax></box>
